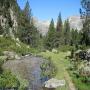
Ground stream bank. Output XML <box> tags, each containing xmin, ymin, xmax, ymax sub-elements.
<box><xmin>3</xmin><ymin>55</ymin><xmax>55</xmax><ymax>90</ymax></box>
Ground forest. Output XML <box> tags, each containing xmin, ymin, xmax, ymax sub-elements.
<box><xmin>0</xmin><ymin>0</ymin><xmax>90</xmax><ymax>90</ymax></box>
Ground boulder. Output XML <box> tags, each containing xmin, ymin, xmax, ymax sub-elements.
<box><xmin>87</xmin><ymin>49</ymin><xmax>90</xmax><ymax>53</ymax></box>
<box><xmin>46</xmin><ymin>50</ymin><xmax>50</xmax><ymax>53</ymax></box>
<box><xmin>3</xmin><ymin>51</ymin><xmax>20</xmax><ymax>60</ymax></box>
<box><xmin>0</xmin><ymin>35</ymin><xmax>3</xmax><ymax>37</ymax></box>
<box><xmin>15</xmin><ymin>54</ymin><xmax>21</xmax><ymax>60</ymax></box>
<box><xmin>86</xmin><ymin>49</ymin><xmax>90</xmax><ymax>61</ymax></box>
<box><xmin>16</xmin><ymin>38</ymin><xmax>20</xmax><ymax>42</ymax></box>
<box><xmin>3</xmin><ymin>51</ymin><xmax>15</xmax><ymax>60</ymax></box>
<box><xmin>52</xmin><ymin>49</ymin><xmax>58</xmax><ymax>53</ymax></box>
<box><xmin>79</xmin><ymin>65</ymin><xmax>90</xmax><ymax>76</ymax></box>
<box><xmin>44</xmin><ymin>78</ymin><xmax>65</xmax><ymax>89</ymax></box>
<box><xmin>75</xmin><ymin>50</ymin><xmax>82</xmax><ymax>54</ymax></box>
<box><xmin>16</xmin><ymin>42</ymin><xmax>21</xmax><ymax>47</ymax></box>
<box><xmin>75</xmin><ymin>50</ymin><xmax>87</xmax><ymax>60</ymax></box>
<box><xmin>74</xmin><ymin>49</ymin><xmax>90</xmax><ymax>61</ymax></box>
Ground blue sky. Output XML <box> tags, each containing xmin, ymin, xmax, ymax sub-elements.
<box><xmin>17</xmin><ymin>0</ymin><xmax>81</xmax><ymax>21</ymax></box>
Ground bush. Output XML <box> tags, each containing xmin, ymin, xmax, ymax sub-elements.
<box><xmin>40</xmin><ymin>58</ymin><xmax>57</xmax><ymax>78</ymax></box>
<box><xmin>59</xmin><ymin>45</ymin><xmax>75</xmax><ymax>52</ymax></box>
<box><xmin>72</xmin><ymin>76</ymin><xmax>90</xmax><ymax>90</ymax></box>
<box><xmin>0</xmin><ymin>49</ymin><xmax>3</xmax><ymax>56</ymax></box>
<box><xmin>69</xmin><ymin>68</ymin><xmax>90</xmax><ymax>90</ymax></box>
<box><xmin>0</xmin><ymin>71</ymin><xmax>20</xmax><ymax>88</ymax></box>
<box><xmin>0</xmin><ymin>37</ymin><xmax>38</xmax><ymax>55</ymax></box>
<box><xmin>0</xmin><ymin>56</ymin><xmax>7</xmax><ymax>74</ymax></box>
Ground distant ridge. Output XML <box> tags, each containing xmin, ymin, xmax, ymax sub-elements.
<box><xmin>68</xmin><ymin>15</ymin><xmax>83</xmax><ymax>30</ymax></box>
<box><xmin>33</xmin><ymin>15</ymin><xmax>83</xmax><ymax>35</ymax></box>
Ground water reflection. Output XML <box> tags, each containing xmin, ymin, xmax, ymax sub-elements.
<box><xmin>26</xmin><ymin>56</ymin><xmax>55</xmax><ymax>90</ymax></box>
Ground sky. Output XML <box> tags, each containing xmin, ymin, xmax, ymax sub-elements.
<box><xmin>17</xmin><ymin>0</ymin><xmax>81</xmax><ymax>21</ymax></box>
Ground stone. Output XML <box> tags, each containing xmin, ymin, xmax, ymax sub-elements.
<box><xmin>16</xmin><ymin>38</ymin><xmax>20</xmax><ymax>43</ymax></box>
<box><xmin>52</xmin><ymin>49</ymin><xmax>58</xmax><ymax>53</ymax></box>
<box><xmin>80</xmin><ymin>65</ymin><xmax>90</xmax><ymax>76</ymax></box>
<box><xmin>15</xmin><ymin>54</ymin><xmax>21</xmax><ymax>60</ymax></box>
<box><xmin>75</xmin><ymin>50</ymin><xmax>82</xmax><ymax>54</ymax></box>
<box><xmin>46</xmin><ymin>50</ymin><xmax>49</xmax><ymax>53</ymax></box>
<box><xmin>0</xmin><ymin>35</ymin><xmax>3</xmax><ymax>37</ymax></box>
<box><xmin>3</xmin><ymin>51</ymin><xmax>20</xmax><ymax>60</ymax></box>
<box><xmin>44</xmin><ymin>78</ymin><xmax>65</xmax><ymax>89</ymax></box>
<box><xmin>16</xmin><ymin>42</ymin><xmax>21</xmax><ymax>47</ymax></box>
<box><xmin>87</xmin><ymin>49</ymin><xmax>90</xmax><ymax>53</ymax></box>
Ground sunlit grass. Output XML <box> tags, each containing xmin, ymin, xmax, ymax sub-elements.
<box><xmin>39</xmin><ymin>51</ymin><xmax>71</xmax><ymax>90</ymax></box>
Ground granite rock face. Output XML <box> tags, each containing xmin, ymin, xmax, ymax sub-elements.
<box><xmin>68</xmin><ymin>15</ymin><xmax>83</xmax><ymax>31</ymax></box>
<box><xmin>33</xmin><ymin>15</ymin><xmax>83</xmax><ymax>36</ymax></box>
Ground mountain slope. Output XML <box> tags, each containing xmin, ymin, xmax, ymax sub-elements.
<box><xmin>0</xmin><ymin>0</ymin><xmax>20</xmax><ymax>39</ymax></box>
<box><xmin>68</xmin><ymin>15</ymin><xmax>83</xmax><ymax>30</ymax></box>
<box><xmin>33</xmin><ymin>16</ymin><xmax>83</xmax><ymax>35</ymax></box>
<box><xmin>33</xmin><ymin>17</ymin><xmax>50</xmax><ymax>35</ymax></box>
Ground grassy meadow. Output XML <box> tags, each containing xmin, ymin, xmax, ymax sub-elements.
<box><xmin>39</xmin><ymin>51</ymin><xmax>73</xmax><ymax>90</ymax></box>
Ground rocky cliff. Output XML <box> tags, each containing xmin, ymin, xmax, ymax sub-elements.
<box><xmin>0</xmin><ymin>0</ymin><xmax>20</xmax><ymax>39</ymax></box>
<box><xmin>33</xmin><ymin>17</ymin><xmax>50</xmax><ymax>36</ymax></box>
<box><xmin>33</xmin><ymin>16</ymin><xmax>83</xmax><ymax>35</ymax></box>
<box><xmin>68</xmin><ymin>15</ymin><xmax>83</xmax><ymax>30</ymax></box>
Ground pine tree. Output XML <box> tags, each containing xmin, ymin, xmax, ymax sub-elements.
<box><xmin>71</xmin><ymin>29</ymin><xmax>79</xmax><ymax>46</ymax></box>
<box><xmin>18</xmin><ymin>1</ymin><xmax>40</xmax><ymax>47</ymax></box>
<box><xmin>48</xmin><ymin>19</ymin><xmax>55</xmax><ymax>35</ymax></box>
<box><xmin>45</xmin><ymin>19</ymin><xmax>56</xmax><ymax>50</ymax></box>
<box><xmin>80</xmin><ymin>0</ymin><xmax>90</xmax><ymax>46</ymax></box>
<box><xmin>0</xmin><ymin>24</ymin><xmax>3</xmax><ymax>35</ymax></box>
<box><xmin>63</xmin><ymin>19</ymin><xmax>71</xmax><ymax>45</ymax></box>
<box><xmin>56</xmin><ymin>13</ymin><xmax>62</xmax><ymax>32</ymax></box>
<box><xmin>23</xmin><ymin>1</ymin><xmax>32</xmax><ymax>24</ymax></box>
<box><xmin>55</xmin><ymin>13</ymin><xmax>64</xmax><ymax>46</ymax></box>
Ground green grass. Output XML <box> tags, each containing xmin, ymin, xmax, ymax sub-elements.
<box><xmin>39</xmin><ymin>51</ymin><xmax>90</xmax><ymax>90</ymax></box>
<box><xmin>0</xmin><ymin>37</ymin><xmax>38</xmax><ymax>55</ymax></box>
<box><xmin>68</xmin><ymin>70</ymin><xmax>90</xmax><ymax>90</ymax></box>
<box><xmin>0</xmin><ymin>37</ymin><xmax>32</xmax><ymax>89</ymax></box>
<box><xmin>39</xmin><ymin>51</ymin><xmax>71</xmax><ymax>90</ymax></box>
<box><xmin>72</xmin><ymin>76</ymin><xmax>90</xmax><ymax>90</ymax></box>
<box><xmin>0</xmin><ymin>70</ymin><xmax>19</xmax><ymax>88</ymax></box>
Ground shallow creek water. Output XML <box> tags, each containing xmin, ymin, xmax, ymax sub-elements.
<box><xmin>3</xmin><ymin>55</ymin><xmax>54</xmax><ymax>90</ymax></box>
<box><xmin>26</xmin><ymin>56</ymin><xmax>43</xmax><ymax>90</ymax></box>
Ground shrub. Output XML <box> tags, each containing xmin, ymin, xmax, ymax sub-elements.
<box><xmin>0</xmin><ymin>71</ymin><xmax>20</xmax><ymax>88</ymax></box>
<box><xmin>0</xmin><ymin>37</ymin><xmax>38</xmax><ymax>55</ymax></box>
<box><xmin>0</xmin><ymin>48</ymin><xmax>3</xmax><ymax>56</ymax></box>
<box><xmin>59</xmin><ymin>45</ymin><xmax>75</xmax><ymax>52</ymax></box>
<box><xmin>0</xmin><ymin>56</ymin><xmax>7</xmax><ymax>74</ymax></box>
<box><xmin>40</xmin><ymin>58</ymin><xmax>57</xmax><ymax>78</ymax></box>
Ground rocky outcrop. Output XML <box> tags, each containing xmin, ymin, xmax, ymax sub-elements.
<box><xmin>0</xmin><ymin>0</ymin><xmax>19</xmax><ymax>40</ymax></box>
<box><xmin>3</xmin><ymin>51</ymin><xmax>20</xmax><ymax>60</ymax></box>
<box><xmin>0</xmin><ymin>8</ymin><xmax>18</xmax><ymax>39</ymax></box>
<box><xmin>44</xmin><ymin>78</ymin><xmax>65</xmax><ymax>89</ymax></box>
<box><xmin>0</xmin><ymin>15</ymin><xmax>6</xmax><ymax>29</ymax></box>
<box><xmin>68</xmin><ymin>15</ymin><xmax>83</xmax><ymax>31</ymax></box>
<box><xmin>33</xmin><ymin>15</ymin><xmax>83</xmax><ymax>36</ymax></box>
<box><xmin>9</xmin><ymin>8</ymin><xmax>18</xmax><ymax>30</ymax></box>
<box><xmin>79</xmin><ymin>62</ymin><xmax>90</xmax><ymax>77</ymax></box>
<box><xmin>33</xmin><ymin>17</ymin><xmax>50</xmax><ymax>35</ymax></box>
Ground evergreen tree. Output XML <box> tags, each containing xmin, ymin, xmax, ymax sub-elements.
<box><xmin>80</xmin><ymin>0</ymin><xmax>90</xmax><ymax>46</ymax></box>
<box><xmin>45</xmin><ymin>19</ymin><xmax>56</xmax><ymax>50</ymax></box>
<box><xmin>71</xmin><ymin>29</ymin><xmax>79</xmax><ymax>46</ymax></box>
<box><xmin>0</xmin><ymin>24</ymin><xmax>3</xmax><ymax>35</ymax></box>
<box><xmin>63</xmin><ymin>19</ymin><xmax>71</xmax><ymax>45</ymax></box>
<box><xmin>48</xmin><ymin>19</ymin><xmax>55</xmax><ymax>35</ymax></box>
<box><xmin>23</xmin><ymin>1</ymin><xmax>32</xmax><ymax>24</ymax></box>
<box><xmin>56</xmin><ymin>13</ymin><xmax>62</xmax><ymax>32</ymax></box>
<box><xmin>55</xmin><ymin>13</ymin><xmax>64</xmax><ymax>46</ymax></box>
<box><xmin>17</xmin><ymin>1</ymin><xmax>40</xmax><ymax>47</ymax></box>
